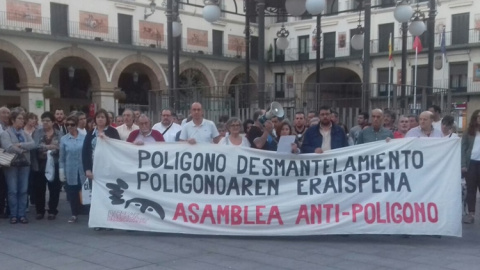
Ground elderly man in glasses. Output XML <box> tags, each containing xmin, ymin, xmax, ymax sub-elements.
<box><xmin>126</xmin><ymin>114</ymin><xmax>164</xmax><ymax>145</ymax></box>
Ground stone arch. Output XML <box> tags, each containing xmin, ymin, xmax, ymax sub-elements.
<box><xmin>304</xmin><ymin>66</ymin><xmax>362</xmax><ymax>84</ymax></box>
<box><xmin>178</xmin><ymin>60</ymin><xmax>216</xmax><ymax>88</ymax></box>
<box><xmin>304</xmin><ymin>67</ymin><xmax>362</xmax><ymax>108</ymax></box>
<box><xmin>223</xmin><ymin>65</ymin><xmax>258</xmax><ymax>86</ymax></box>
<box><xmin>0</xmin><ymin>39</ymin><xmax>38</xmax><ymax>84</ymax></box>
<box><xmin>111</xmin><ymin>54</ymin><xmax>165</xmax><ymax>91</ymax></box>
<box><xmin>41</xmin><ymin>46</ymin><xmax>106</xmax><ymax>89</ymax></box>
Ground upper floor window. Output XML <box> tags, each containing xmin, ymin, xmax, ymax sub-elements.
<box><xmin>378</xmin><ymin>23</ymin><xmax>394</xmax><ymax>53</ymax></box>
<box><xmin>452</xmin><ymin>13</ymin><xmax>470</xmax><ymax>45</ymax></box>
<box><xmin>276</xmin><ymin>8</ymin><xmax>288</xmax><ymax>23</ymax></box>
<box><xmin>379</xmin><ymin>0</ymin><xmax>395</xmax><ymax>8</ymax></box>
<box><xmin>325</xmin><ymin>0</ymin><xmax>338</xmax><ymax>14</ymax></box>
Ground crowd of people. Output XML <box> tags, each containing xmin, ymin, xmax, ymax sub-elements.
<box><xmin>0</xmin><ymin>102</ymin><xmax>478</xmax><ymax>227</ymax></box>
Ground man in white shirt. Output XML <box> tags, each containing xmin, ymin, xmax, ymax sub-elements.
<box><xmin>152</xmin><ymin>109</ymin><xmax>182</xmax><ymax>142</ymax></box>
<box><xmin>76</xmin><ymin>112</ymin><xmax>87</xmax><ymax>135</ymax></box>
<box><xmin>406</xmin><ymin>111</ymin><xmax>443</xmax><ymax>138</ymax></box>
<box><xmin>428</xmin><ymin>105</ymin><xmax>443</xmax><ymax>131</ymax></box>
<box><xmin>116</xmin><ymin>108</ymin><xmax>139</xmax><ymax>141</ymax></box>
<box><xmin>179</xmin><ymin>102</ymin><xmax>220</xmax><ymax>144</ymax></box>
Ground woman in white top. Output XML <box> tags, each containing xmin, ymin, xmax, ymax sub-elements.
<box><xmin>218</xmin><ymin>117</ymin><xmax>250</xmax><ymax>147</ymax></box>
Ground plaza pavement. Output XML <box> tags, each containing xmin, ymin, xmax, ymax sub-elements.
<box><xmin>1</xmin><ymin>192</ymin><xmax>480</xmax><ymax>270</ymax></box>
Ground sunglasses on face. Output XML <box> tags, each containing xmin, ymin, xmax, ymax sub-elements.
<box><xmin>66</xmin><ymin>123</ymin><xmax>76</xmax><ymax>127</ymax></box>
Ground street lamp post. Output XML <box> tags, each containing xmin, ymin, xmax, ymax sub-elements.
<box><xmin>394</xmin><ymin>0</ymin><xmax>414</xmax><ymax>112</ymax></box>
<box><xmin>167</xmin><ymin>0</ymin><xmax>175</xmax><ymax>109</ymax></box>
<box><xmin>315</xmin><ymin>15</ymin><xmax>321</xmax><ymax>85</ymax></box>
<box><xmin>362</xmin><ymin>0</ymin><xmax>371</xmax><ymax>112</ymax></box>
<box><xmin>257</xmin><ymin>0</ymin><xmax>266</xmax><ymax>109</ymax></box>
<box><xmin>427</xmin><ymin>0</ymin><xmax>436</xmax><ymax>92</ymax></box>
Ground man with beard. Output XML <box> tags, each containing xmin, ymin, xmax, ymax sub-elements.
<box><xmin>349</xmin><ymin>112</ymin><xmax>369</xmax><ymax>145</ymax></box>
<box><xmin>152</xmin><ymin>109</ymin><xmax>182</xmax><ymax>142</ymax></box>
<box><xmin>53</xmin><ymin>109</ymin><xmax>67</xmax><ymax>135</ymax></box>
<box><xmin>293</xmin><ymin>112</ymin><xmax>307</xmax><ymax>145</ymax></box>
<box><xmin>301</xmin><ymin>105</ymin><xmax>348</xmax><ymax>154</ymax></box>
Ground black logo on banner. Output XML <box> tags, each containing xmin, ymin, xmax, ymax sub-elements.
<box><xmin>106</xmin><ymin>178</ymin><xmax>165</xmax><ymax>219</ymax></box>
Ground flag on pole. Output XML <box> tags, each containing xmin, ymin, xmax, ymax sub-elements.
<box><xmin>413</xmin><ymin>36</ymin><xmax>423</xmax><ymax>53</ymax></box>
<box><xmin>388</xmin><ymin>33</ymin><xmax>393</xmax><ymax>61</ymax></box>
<box><xmin>440</xmin><ymin>27</ymin><xmax>446</xmax><ymax>56</ymax></box>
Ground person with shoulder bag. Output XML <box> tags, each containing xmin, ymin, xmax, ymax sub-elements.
<box><xmin>0</xmin><ymin>110</ymin><xmax>35</xmax><ymax>224</ymax></box>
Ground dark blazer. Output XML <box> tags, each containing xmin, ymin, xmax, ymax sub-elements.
<box><xmin>82</xmin><ymin>126</ymin><xmax>120</xmax><ymax>172</ymax></box>
<box><xmin>301</xmin><ymin>123</ymin><xmax>349</xmax><ymax>154</ymax></box>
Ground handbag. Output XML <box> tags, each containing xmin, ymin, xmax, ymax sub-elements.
<box><xmin>0</xmin><ymin>148</ymin><xmax>16</xmax><ymax>167</ymax></box>
<box><xmin>6</xmin><ymin>129</ymin><xmax>30</xmax><ymax>167</ymax></box>
<box><xmin>80</xmin><ymin>178</ymin><xmax>92</xmax><ymax>205</ymax></box>
<box><xmin>10</xmin><ymin>152</ymin><xmax>30</xmax><ymax>167</ymax></box>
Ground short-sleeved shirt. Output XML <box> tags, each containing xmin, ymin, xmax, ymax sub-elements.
<box><xmin>218</xmin><ymin>135</ymin><xmax>251</xmax><ymax>147</ymax></box>
<box><xmin>152</xmin><ymin>122</ymin><xmax>182</xmax><ymax>143</ymax></box>
<box><xmin>179</xmin><ymin>119</ymin><xmax>219</xmax><ymax>144</ymax></box>
<box><xmin>405</xmin><ymin>126</ymin><xmax>443</xmax><ymax>138</ymax></box>
<box><xmin>357</xmin><ymin>126</ymin><xmax>394</xmax><ymax>144</ymax></box>
<box><xmin>116</xmin><ymin>124</ymin><xmax>139</xmax><ymax>141</ymax></box>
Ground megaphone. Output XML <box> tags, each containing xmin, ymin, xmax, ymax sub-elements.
<box><xmin>259</xmin><ymin>102</ymin><xmax>284</xmax><ymax>124</ymax></box>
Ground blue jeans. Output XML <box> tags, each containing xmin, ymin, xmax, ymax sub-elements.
<box><xmin>3</xmin><ymin>166</ymin><xmax>30</xmax><ymax>218</ymax></box>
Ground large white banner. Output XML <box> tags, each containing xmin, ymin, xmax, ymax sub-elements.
<box><xmin>89</xmin><ymin>137</ymin><xmax>462</xmax><ymax>236</ymax></box>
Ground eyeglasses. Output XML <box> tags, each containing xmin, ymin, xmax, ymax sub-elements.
<box><xmin>66</xmin><ymin>123</ymin><xmax>76</xmax><ymax>127</ymax></box>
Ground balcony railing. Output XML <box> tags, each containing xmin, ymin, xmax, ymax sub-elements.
<box><xmin>1</xmin><ymin>9</ymin><xmax>478</xmax><ymax>62</ymax></box>
<box><xmin>272</xmin><ymin>28</ymin><xmax>480</xmax><ymax>63</ymax></box>
<box><xmin>0</xmin><ymin>11</ymin><xmax>246</xmax><ymax>60</ymax></box>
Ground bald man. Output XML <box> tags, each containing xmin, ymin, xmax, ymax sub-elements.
<box><xmin>179</xmin><ymin>102</ymin><xmax>221</xmax><ymax>144</ymax></box>
<box><xmin>405</xmin><ymin>111</ymin><xmax>443</xmax><ymax>138</ymax></box>
<box><xmin>357</xmin><ymin>109</ymin><xmax>394</xmax><ymax>144</ymax></box>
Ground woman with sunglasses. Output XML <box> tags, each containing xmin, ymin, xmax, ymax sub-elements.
<box><xmin>59</xmin><ymin>115</ymin><xmax>86</xmax><ymax>223</ymax></box>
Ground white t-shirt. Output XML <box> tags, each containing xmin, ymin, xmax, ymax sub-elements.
<box><xmin>116</xmin><ymin>124</ymin><xmax>139</xmax><ymax>141</ymax></box>
<box><xmin>218</xmin><ymin>135</ymin><xmax>250</xmax><ymax>147</ymax></box>
<box><xmin>432</xmin><ymin>119</ymin><xmax>442</xmax><ymax>131</ymax></box>
<box><xmin>179</xmin><ymin>119</ymin><xmax>219</xmax><ymax>144</ymax></box>
<box><xmin>152</xmin><ymin>122</ymin><xmax>182</xmax><ymax>143</ymax></box>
